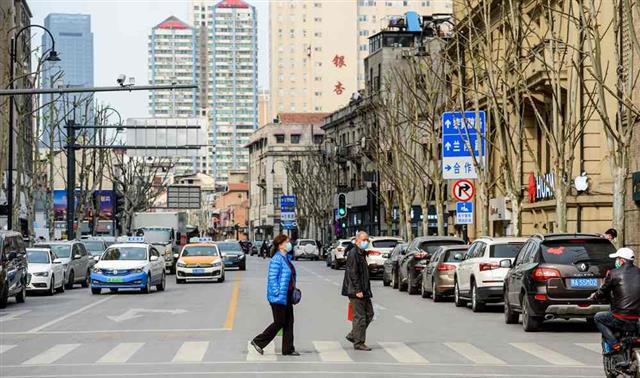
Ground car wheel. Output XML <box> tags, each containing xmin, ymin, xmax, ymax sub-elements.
<box><xmin>109</xmin><ymin>288</ymin><xmax>118</xmax><ymax>293</ymax></box>
<box><xmin>454</xmin><ymin>279</ymin><xmax>466</xmax><ymax>307</ymax></box>
<box><xmin>56</xmin><ymin>279</ymin><xmax>65</xmax><ymax>293</ymax></box>
<box><xmin>383</xmin><ymin>273</ymin><xmax>391</xmax><ymax>287</ymax></box>
<box><xmin>81</xmin><ymin>270</ymin><xmax>90</xmax><ymax>288</ymax></box>
<box><xmin>48</xmin><ymin>276</ymin><xmax>55</xmax><ymax>296</ymax></box>
<box><xmin>471</xmin><ymin>282</ymin><xmax>485</xmax><ymax>312</ymax></box>
<box><xmin>240</xmin><ymin>263</ymin><xmax>246</xmax><ymax>271</ymax></box>
<box><xmin>65</xmin><ymin>271</ymin><xmax>74</xmax><ymax>290</ymax></box>
<box><xmin>585</xmin><ymin>316</ymin><xmax>597</xmax><ymax>329</ymax></box>
<box><xmin>16</xmin><ymin>285</ymin><xmax>26</xmax><ymax>303</ymax></box>
<box><xmin>432</xmin><ymin>278</ymin><xmax>442</xmax><ymax>302</ymax></box>
<box><xmin>420</xmin><ymin>277</ymin><xmax>430</xmax><ymax>298</ymax></box>
<box><xmin>141</xmin><ymin>275</ymin><xmax>151</xmax><ymax>294</ymax></box>
<box><xmin>156</xmin><ymin>272</ymin><xmax>166</xmax><ymax>291</ymax></box>
<box><xmin>218</xmin><ymin>272</ymin><xmax>225</xmax><ymax>283</ymax></box>
<box><xmin>392</xmin><ymin>270</ymin><xmax>398</xmax><ymax>289</ymax></box>
<box><xmin>522</xmin><ymin>296</ymin><xmax>543</xmax><ymax>332</ymax></box>
<box><xmin>504</xmin><ymin>290</ymin><xmax>519</xmax><ymax>324</ymax></box>
<box><xmin>0</xmin><ymin>284</ymin><xmax>8</xmax><ymax>309</ymax></box>
<box><xmin>91</xmin><ymin>287</ymin><xmax>101</xmax><ymax>295</ymax></box>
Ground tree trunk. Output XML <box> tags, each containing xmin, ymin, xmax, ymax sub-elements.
<box><xmin>555</xmin><ymin>183</ymin><xmax>568</xmax><ymax>233</ymax></box>
<box><xmin>435</xmin><ymin>180</ymin><xmax>445</xmax><ymax>236</ymax></box>
<box><xmin>611</xmin><ymin>164</ymin><xmax>627</xmax><ymax>248</ymax></box>
<box><xmin>510</xmin><ymin>194</ymin><xmax>522</xmax><ymax>237</ymax></box>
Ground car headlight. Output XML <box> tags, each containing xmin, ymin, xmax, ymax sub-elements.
<box><xmin>213</xmin><ymin>262</ymin><xmax>222</xmax><ymax>267</ymax></box>
<box><xmin>176</xmin><ymin>261</ymin><xmax>186</xmax><ymax>268</ymax></box>
<box><xmin>239</xmin><ymin>254</ymin><xmax>245</xmax><ymax>259</ymax></box>
<box><xmin>173</xmin><ymin>253</ymin><xmax>179</xmax><ymax>258</ymax></box>
<box><xmin>132</xmin><ymin>268</ymin><xmax>145</xmax><ymax>273</ymax></box>
<box><xmin>92</xmin><ymin>267</ymin><xmax>102</xmax><ymax>274</ymax></box>
<box><xmin>33</xmin><ymin>271</ymin><xmax>49</xmax><ymax>277</ymax></box>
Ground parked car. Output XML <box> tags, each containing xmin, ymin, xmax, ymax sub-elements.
<box><xmin>26</xmin><ymin>248</ymin><xmax>65</xmax><ymax>295</ymax></box>
<box><xmin>454</xmin><ymin>237</ymin><xmax>527</xmax><ymax>312</ymax></box>
<box><xmin>294</xmin><ymin>239</ymin><xmax>320</xmax><ymax>260</ymax></box>
<box><xmin>216</xmin><ymin>241</ymin><xmax>246</xmax><ymax>270</ymax></box>
<box><xmin>366</xmin><ymin>237</ymin><xmax>403</xmax><ymax>277</ymax></box>
<box><xmin>383</xmin><ymin>243</ymin><xmax>408</xmax><ymax>287</ymax></box>
<box><xmin>421</xmin><ymin>245</ymin><xmax>468</xmax><ymax>301</ymax></box>
<box><xmin>502</xmin><ymin>233</ymin><xmax>615</xmax><ymax>332</ymax></box>
<box><xmin>398</xmin><ymin>236</ymin><xmax>466</xmax><ymax>294</ymax></box>
<box><xmin>80</xmin><ymin>239</ymin><xmax>108</xmax><ymax>262</ymax></box>
<box><xmin>329</xmin><ymin>239</ymin><xmax>353</xmax><ymax>269</ymax></box>
<box><xmin>34</xmin><ymin>241</ymin><xmax>92</xmax><ymax>290</ymax></box>
<box><xmin>0</xmin><ymin>231</ymin><xmax>28</xmax><ymax>308</ymax></box>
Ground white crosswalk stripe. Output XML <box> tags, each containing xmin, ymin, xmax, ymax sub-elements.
<box><xmin>247</xmin><ymin>341</ymin><xmax>276</xmax><ymax>361</ymax></box>
<box><xmin>97</xmin><ymin>343</ymin><xmax>144</xmax><ymax>363</ymax></box>
<box><xmin>22</xmin><ymin>343</ymin><xmax>81</xmax><ymax>365</ymax></box>
<box><xmin>575</xmin><ymin>343</ymin><xmax>601</xmax><ymax>353</ymax></box>
<box><xmin>0</xmin><ymin>345</ymin><xmax>16</xmax><ymax>354</ymax></box>
<box><xmin>379</xmin><ymin>342</ymin><xmax>429</xmax><ymax>364</ymax></box>
<box><xmin>313</xmin><ymin>341</ymin><xmax>352</xmax><ymax>362</ymax></box>
<box><xmin>172</xmin><ymin>341</ymin><xmax>209</xmax><ymax>362</ymax></box>
<box><xmin>510</xmin><ymin>343</ymin><xmax>583</xmax><ymax>366</ymax></box>
<box><xmin>445</xmin><ymin>342</ymin><xmax>506</xmax><ymax>365</ymax></box>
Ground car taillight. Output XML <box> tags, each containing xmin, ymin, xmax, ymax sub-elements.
<box><xmin>337</xmin><ymin>248</ymin><xmax>344</xmax><ymax>252</ymax></box>
<box><xmin>415</xmin><ymin>251</ymin><xmax>428</xmax><ymax>259</ymax></box>
<box><xmin>479</xmin><ymin>262</ymin><xmax>499</xmax><ymax>271</ymax></box>
<box><xmin>414</xmin><ymin>265</ymin><xmax>425</xmax><ymax>271</ymax></box>
<box><xmin>437</xmin><ymin>263</ymin><xmax>456</xmax><ymax>272</ymax></box>
<box><xmin>368</xmin><ymin>250</ymin><xmax>381</xmax><ymax>256</ymax></box>
<box><xmin>534</xmin><ymin>294</ymin><xmax>547</xmax><ymax>301</ymax></box>
<box><xmin>532</xmin><ymin>267</ymin><xmax>561</xmax><ymax>281</ymax></box>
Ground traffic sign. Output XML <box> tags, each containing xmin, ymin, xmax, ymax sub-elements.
<box><xmin>442</xmin><ymin>111</ymin><xmax>486</xmax><ymax>179</ymax></box>
<box><xmin>455</xmin><ymin>202</ymin><xmax>473</xmax><ymax>225</ymax></box>
<box><xmin>280</xmin><ymin>195</ymin><xmax>296</xmax><ymax>211</ymax></box>
<box><xmin>281</xmin><ymin>220</ymin><xmax>297</xmax><ymax>230</ymax></box>
<box><xmin>452</xmin><ymin>179</ymin><xmax>475</xmax><ymax>202</ymax></box>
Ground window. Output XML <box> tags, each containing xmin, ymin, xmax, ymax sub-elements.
<box><xmin>273</xmin><ymin>187</ymin><xmax>283</xmax><ymax>210</ymax></box>
<box><xmin>491</xmin><ymin>243</ymin><xmax>524</xmax><ymax>258</ymax></box>
<box><xmin>313</xmin><ymin>134</ymin><xmax>323</xmax><ymax>144</ymax></box>
<box><xmin>290</xmin><ymin>134</ymin><xmax>301</xmax><ymax>144</ymax></box>
<box><xmin>275</xmin><ymin>134</ymin><xmax>285</xmax><ymax>143</ymax></box>
<box><xmin>291</xmin><ymin>160</ymin><xmax>301</xmax><ymax>174</ymax></box>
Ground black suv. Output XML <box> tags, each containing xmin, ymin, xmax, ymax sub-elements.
<box><xmin>0</xmin><ymin>231</ymin><xmax>28</xmax><ymax>308</ymax></box>
<box><xmin>502</xmin><ymin>233</ymin><xmax>615</xmax><ymax>332</ymax></box>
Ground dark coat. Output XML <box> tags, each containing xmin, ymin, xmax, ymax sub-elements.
<box><xmin>594</xmin><ymin>263</ymin><xmax>640</xmax><ymax>316</ymax></box>
<box><xmin>341</xmin><ymin>246</ymin><xmax>372</xmax><ymax>298</ymax></box>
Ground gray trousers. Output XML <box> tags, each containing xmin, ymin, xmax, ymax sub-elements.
<box><xmin>347</xmin><ymin>297</ymin><xmax>374</xmax><ymax>346</ymax></box>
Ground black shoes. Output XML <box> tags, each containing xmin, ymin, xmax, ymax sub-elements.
<box><xmin>250</xmin><ymin>340</ymin><xmax>263</xmax><ymax>355</ymax></box>
<box><xmin>283</xmin><ymin>351</ymin><xmax>300</xmax><ymax>356</ymax></box>
<box><xmin>345</xmin><ymin>335</ymin><xmax>355</xmax><ymax>343</ymax></box>
<box><xmin>354</xmin><ymin>344</ymin><xmax>372</xmax><ymax>351</ymax></box>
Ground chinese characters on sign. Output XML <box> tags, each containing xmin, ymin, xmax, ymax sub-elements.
<box><xmin>334</xmin><ymin>81</ymin><xmax>345</xmax><ymax>95</ymax></box>
<box><xmin>332</xmin><ymin>54</ymin><xmax>346</xmax><ymax>68</ymax></box>
<box><xmin>441</xmin><ymin>111</ymin><xmax>487</xmax><ymax>180</ymax></box>
<box><xmin>280</xmin><ymin>195</ymin><xmax>297</xmax><ymax>230</ymax></box>
<box><xmin>455</xmin><ymin>202</ymin><xmax>474</xmax><ymax>225</ymax></box>
<box><xmin>332</xmin><ymin>54</ymin><xmax>346</xmax><ymax>96</ymax></box>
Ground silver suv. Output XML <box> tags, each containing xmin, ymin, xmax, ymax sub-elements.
<box><xmin>35</xmin><ymin>241</ymin><xmax>92</xmax><ymax>290</ymax></box>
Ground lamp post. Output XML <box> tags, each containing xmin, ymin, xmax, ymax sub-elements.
<box><xmin>7</xmin><ymin>25</ymin><xmax>60</xmax><ymax>231</ymax></box>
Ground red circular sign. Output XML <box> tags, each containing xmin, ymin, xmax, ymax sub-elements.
<box><xmin>452</xmin><ymin>179</ymin><xmax>475</xmax><ymax>202</ymax></box>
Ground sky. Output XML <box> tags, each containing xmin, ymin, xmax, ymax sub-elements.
<box><xmin>28</xmin><ymin>0</ymin><xmax>270</xmax><ymax>120</ymax></box>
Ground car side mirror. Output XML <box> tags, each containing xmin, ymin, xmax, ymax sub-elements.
<box><xmin>499</xmin><ymin>259</ymin><xmax>512</xmax><ymax>269</ymax></box>
<box><xmin>73</xmin><ymin>254</ymin><xmax>82</xmax><ymax>260</ymax></box>
<box><xmin>53</xmin><ymin>258</ymin><xmax>62</xmax><ymax>264</ymax></box>
<box><xmin>93</xmin><ymin>256</ymin><xmax>100</xmax><ymax>262</ymax></box>
<box><xmin>150</xmin><ymin>255</ymin><xmax>159</xmax><ymax>262</ymax></box>
<box><xmin>454</xmin><ymin>253</ymin><xmax>463</xmax><ymax>261</ymax></box>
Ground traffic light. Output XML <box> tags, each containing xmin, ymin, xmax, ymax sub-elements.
<box><xmin>338</xmin><ymin>193</ymin><xmax>347</xmax><ymax>217</ymax></box>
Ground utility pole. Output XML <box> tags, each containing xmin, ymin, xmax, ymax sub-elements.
<box><xmin>66</xmin><ymin>119</ymin><xmax>76</xmax><ymax>240</ymax></box>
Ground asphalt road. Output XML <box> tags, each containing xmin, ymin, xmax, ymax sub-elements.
<box><xmin>0</xmin><ymin>255</ymin><xmax>607</xmax><ymax>377</ymax></box>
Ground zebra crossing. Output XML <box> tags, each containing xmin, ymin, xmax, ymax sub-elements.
<box><xmin>0</xmin><ymin>340</ymin><xmax>602</xmax><ymax>367</ymax></box>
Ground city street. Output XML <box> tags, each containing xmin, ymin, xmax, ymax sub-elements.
<box><xmin>0</xmin><ymin>255</ymin><xmax>606</xmax><ymax>378</ymax></box>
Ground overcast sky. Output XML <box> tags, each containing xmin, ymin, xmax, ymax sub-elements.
<box><xmin>29</xmin><ymin>0</ymin><xmax>269</xmax><ymax>120</ymax></box>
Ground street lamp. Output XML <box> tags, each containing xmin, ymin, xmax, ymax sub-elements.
<box><xmin>7</xmin><ymin>25</ymin><xmax>59</xmax><ymax>231</ymax></box>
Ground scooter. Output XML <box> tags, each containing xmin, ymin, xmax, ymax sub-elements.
<box><xmin>602</xmin><ymin>321</ymin><xmax>640</xmax><ymax>378</ymax></box>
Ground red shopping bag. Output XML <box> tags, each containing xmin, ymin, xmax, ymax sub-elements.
<box><xmin>347</xmin><ymin>302</ymin><xmax>354</xmax><ymax>321</ymax></box>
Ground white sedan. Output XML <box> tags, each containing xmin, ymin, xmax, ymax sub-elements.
<box><xmin>26</xmin><ymin>248</ymin><xmax>65</xmax><ymax>295</ymax></box>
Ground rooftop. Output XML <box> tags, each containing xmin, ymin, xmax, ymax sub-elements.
<box><xmin>279</xmin><ymin>113</ymin><xmax>330</xmax><ymax>125</ymax></box>
<box><xmin>155</xmin><ymin>16</ymin><xmax>190</xmax><ymax>30</ymax></box>
<box><xmin>216</xmin><ymin>0</ymin><xmax>250</xmax><ymax>9</ymax></box>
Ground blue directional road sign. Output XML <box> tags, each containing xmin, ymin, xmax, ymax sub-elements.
<box><xmin>442</xmin><ymin>111</ymin><xmax>486</xmax><ymax>180</ymax></box>
<box><xmin>455</xmin><ymin>202</ymin><xmax>474</xmax><ymax>225</ymax></box>
<box><xmin>280</xmin><ymin>195</ymin><xmax>296</xmax><ymax>211</ymax></box>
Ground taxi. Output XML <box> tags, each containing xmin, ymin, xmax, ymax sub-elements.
<box><xmin>90</xmin><ymin>237</ymin><xmax>166</xmax><ymax>294</ymax></box>
<box><xmin>176</xmin><ymin>238</ymin><xmax>225</xmax><ymax>284</ymax></box>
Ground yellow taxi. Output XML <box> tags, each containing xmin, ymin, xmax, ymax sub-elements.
<box><xmin>175</xmin><ymin>238</ymin><xmax>225</xmax><ymax>284</ymax></box>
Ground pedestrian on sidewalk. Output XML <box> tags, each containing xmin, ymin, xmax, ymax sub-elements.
<box><xmin>342</xmin><ymin>231</ymin><xmax>374</xmax><ymax>351</ymax></box>
<box><xmin>251</xmin><ymin>234</ymin><xmax>299</xmax><ymax>356</ymax></box>
<box><xmin>259</xmin><ymin>239</ymin><xmax>270</xmax><ymax>259</ymax></box>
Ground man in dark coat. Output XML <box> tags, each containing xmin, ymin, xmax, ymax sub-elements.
<box><xmin>341</xmin><ymin>231</ymin><xmax>374</xmax><ymax>351</ymax></box>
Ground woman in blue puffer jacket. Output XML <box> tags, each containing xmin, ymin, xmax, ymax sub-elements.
<box><xmin>251</xmin><ymin>234</ymin><xmax>298</xmax><ymax>356</ymax></box>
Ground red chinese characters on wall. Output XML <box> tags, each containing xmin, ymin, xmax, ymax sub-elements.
<box><xmin>332</xmin><ymin>55</ymin><xmax>346</xmax><ymax>95</ymax></box>
<box><xmin>334</xmin><ymin>81</ymin><xmax>345</xmax><ymax>95</ymax></box>
<box><xmin>332</xmin><ymin>54</ymin><xmax>346</xmax><ymax>68</ymax></box>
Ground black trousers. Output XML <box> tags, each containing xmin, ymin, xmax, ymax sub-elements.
<box><xmin>253</xmin><ymin>302</ymin><xmax>295</xmax><ymax>354</ymax></box>
<box><xmin>347</xmin><ymin>297</ymin><xmax>374</xmax><ymax>346</ymax></box>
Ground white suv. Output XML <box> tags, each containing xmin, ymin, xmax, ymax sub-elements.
<box><xmin>366</xmin><ymin>237</ymin><xmax>403</xmax><ymax>276</ymax></box>
<box><xmin>454</xmin><ymin>237</ymin><xmax>526</xmax><ymax>312</ymax></box>
<box><xmin>293</xmin><ymin>239</ymin><xmax>320</xmax><ymax>260</ymax></box>
<box><xmin>330</xmin><ymin>239</ymin><xmax>352</xmax><ymax>269</ymax></box>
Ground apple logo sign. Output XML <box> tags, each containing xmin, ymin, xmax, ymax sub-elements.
<box><xmin>574</xmin><ymin>173</ymin><xmax>589</xmax><ymax>192</ymax></box>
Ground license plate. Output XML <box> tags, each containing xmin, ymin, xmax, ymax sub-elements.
<box><xmin>107</xmin><ymin>277</ymin><xmax>124</xmax><ymax>283</ymax></box>
<box><xmin>192</xmin><ymin>269</ymin><xmax>205</xmax><ymax>274</ymax></box>
<box><xmin>569</xmin><ymin>278</ymin><xmax>598</xmax><ymax>288</ymax></box>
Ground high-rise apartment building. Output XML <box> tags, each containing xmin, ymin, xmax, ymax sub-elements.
<box><xmin>42</xmin><ymin>13</ymin><xmax>94</xmax><ymax>149</ymax></box>
<box><xmin>268</xmin><ymin>0</ymin><xmax>452</xmax><ymax>119</ymax></box>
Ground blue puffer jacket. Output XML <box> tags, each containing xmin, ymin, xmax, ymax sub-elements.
<box><xmin>267</xmin><ymin>252</ymin><xmax>293</xmax><ymax>305</ymax></box>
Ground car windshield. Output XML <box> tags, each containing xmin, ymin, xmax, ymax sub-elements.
<box><xmin>139</xmin><ymin>228</ymin><xmax>171</xmax><ymax>244</ymax></box>
<box><xmin>37</xmin><ymin>244</ymin><xmax>71</xmax><ymax>258</ymax></box>
<box><xmin>340</xmin><ymin>241</ymin><xmax>351</xmax><ymax>247</ymax></box>
<box><xmin>216</xmin><ymin>242</ymin><xmax>242</xmax><ymax>253</ymax></box>
<box><xmin>541</xmin><ymin>239</ymin><xmax>616</xmax><ymax>264</ymax></box>
<box><xmin>102</xmin><ymin>247</ymin><xmax>147</xmax><ymax>261</ymax></box>
<box><xmin>81</xmin><ymin>241</ymin><xmax>105</xmax><ymax>256</ymax></box>
<box><xmin>372</xmin><ymin>240</ymin><xmax>399</xmax><ymax>248</ymax></box>
<box><xmin>27</xmin><ymin>250</ymin><xmax>50</xmax><ymax>264</ymax></box>
<box><xmin>419</xmin><ymin>240</ymin><xmax>465</xmax><ymax>253</ymax></box>
<box><xmin>444</xmin><ymin>249</ymin><xmax>468</xmax><ymax>262</ymax></box>
<box><xmin>491</xmin><ymin>243</ymin><xmax>524</xmax><ymax>258</ymax></box>
<box><xmin>299</xmin><ymin>240</ymin><xmax>316</xmax><ymax>246</ymax></box>
<box><xmin>182</xmin><ymin>246</ymin><xmax>219</xmax><ymax>257</ymax></box>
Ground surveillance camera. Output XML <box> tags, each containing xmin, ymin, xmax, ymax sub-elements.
<box><xmin>117</xmin><ymin>74</ymin><xmax>127</xmax><ymax>86</ymax></box>
<box><xmin>128</xmin><ymin>77</ymin><xmax>136</xmax><ymax>86</ymax></box>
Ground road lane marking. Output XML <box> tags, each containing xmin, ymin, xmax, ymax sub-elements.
<box><xmin>575</xmin><ymin>343</ymin><xmax>601</xmax><ymax>353</ymax></box>
<box><xmin>246</xmin><ymin>341</ymin><xmax>276</xmax><ymax>361</ymax></box>
<box><xmin>173</xmin><ymin>342</ymin><xmax>209</xmax><ymax>363</ymax></box>
<box><xmin>394</xmin><ymin>315</ymin><xmax>413</xmax><ymax>324</ymax></box>
<box><xmin>373</xmin><ymin>303</ymin><xmax>387</xmax><ymax>311</ymax></box>
<box><xmin>1</xmin><ymin>328</ymin><xmax>229</xmax><ymax>336</ymax></box>
<box><xmin>313</xmin><ymin>341</ymin><xmax>352</xmax><ymax>362</ymax></box>
<box><xmin>0</xmin><ymin>310</ymin><xmax>31</xmax><ymax>322</ymax></box>
<box><xmin>0</xmin><ymin>344</ymin><xmax>16</xmax><ymax>354</ymax></box>
<box><xmin>22</xmin><ymin>344</ymin><xmax>81</xmax><ymax>365</ymax></box>
<box><xmin>26</xmin><ymin>296</ymin><xmax>113</xmax><ymax>333</ymax></box>
<box><xmin>379</xmin><ymin>342</ymin><xmax>429</xmax><ymax>364</ymax></box>
<box><xmin>97</xmin><ymin>343</ymin><xmax>144</xmax><ymax>363</ymax></box>
<box><xmin>224</xmin><ymin>273</ymin><xmax>242</xmax><ymax>330</ymax></box>
<box><xmin>510</xmin><ymin>343</ymin><xmax>583</xmax><ymax>366</ymax></box>
<box><xmin>445</xmin><ymin>342</ymin><xmax>506</xmax><ymax>365</ymax></box>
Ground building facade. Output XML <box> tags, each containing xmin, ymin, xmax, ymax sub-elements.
<box><xmin>42</xmin><ymin>13</ymin><xmax>94</xmax><ymax>149</ymax></box>
<box><xmin>214</xmin><ymin>170</ymin><xmax>249</xmax><ymax>240</ymax></box>
<box><xmin>268</xmin><ymin>0</ymin><xmax>452</xmax><ymax>120</ymax></box>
